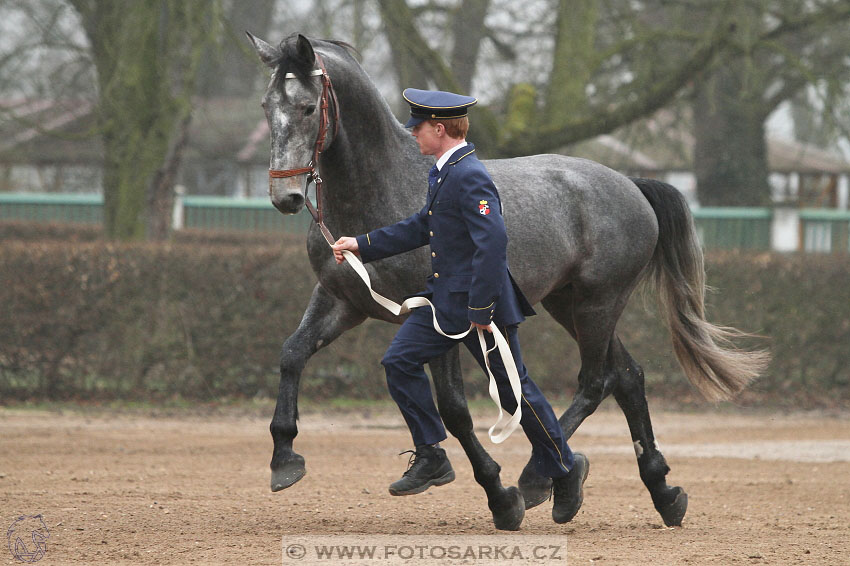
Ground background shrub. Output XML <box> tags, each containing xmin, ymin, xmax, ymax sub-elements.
<box><xmin>1</xmin><ymin>222</ymin><xmax>847</xmax><ymax>408</ymax></box>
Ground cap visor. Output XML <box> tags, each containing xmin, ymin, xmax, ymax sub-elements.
<box><xmin>404</xmin><ymin>116</ymin><xmax>426</xmax><ymax>128</ymax></box>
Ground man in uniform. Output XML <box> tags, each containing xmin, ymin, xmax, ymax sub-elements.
<box><xmin>331</xmin><ymin>89</ymin><xmax>589</xmax><ymax>523</ymax></box>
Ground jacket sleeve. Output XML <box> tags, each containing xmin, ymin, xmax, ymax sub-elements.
<box><xmin>355</xmin><ymin>207</ymin><xmax>429</xmax><ymax>263</ymax></box>
<box><xmin>457</xmin><ymin>167</ymin><xmax>507</xmax><ymax>325</ymax></box>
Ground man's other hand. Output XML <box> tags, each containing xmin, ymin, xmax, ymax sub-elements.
<box><xmin>471</xmin><ymin>322</ymin><xmax>492</xmax><ymax>333</ymax></box>
<box><xmin>332</xmin><ymin>237</ymin><xmax>360</xmax><ymax>264</ymax></box>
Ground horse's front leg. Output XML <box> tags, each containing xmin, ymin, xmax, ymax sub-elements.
<box><xmin>271</xmin><ymin>283</ymin><xmax>366</xmax><ymax>492</ymax></box>
<box><xmin>430</xmin><ymin>348</ymin><xmax>525</xmax><ymax>531</ymax></box>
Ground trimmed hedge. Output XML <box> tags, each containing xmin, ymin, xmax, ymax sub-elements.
<box><xmin>1</xmin><ymin>222</ymin><xmax>848</xmax><ymax>408</ymax></box>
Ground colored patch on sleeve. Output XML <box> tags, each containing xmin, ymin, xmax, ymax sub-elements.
<box><xmin>478</xmin><ymin>200</ymin><xmax>490</xmax><ymax>215</ymax></box>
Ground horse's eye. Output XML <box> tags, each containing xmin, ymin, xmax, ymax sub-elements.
<box><xmin>305</xmin><ymin>104</ymin><xmax>316</xmax><ymax>116</ymax></box>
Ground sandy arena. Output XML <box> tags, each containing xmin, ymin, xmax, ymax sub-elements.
<box><xmin>2</xmin><ymin>403</ymin><xmax>849</xmax><ymax>565</ymax></box>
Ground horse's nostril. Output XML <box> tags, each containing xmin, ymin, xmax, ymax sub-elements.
<box><xmin>271</xmin><ymin>191</ymin><xmax>306</xmax><ymax>214</ymax></box>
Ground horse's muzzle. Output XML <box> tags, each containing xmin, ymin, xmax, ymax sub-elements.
<box><xmin>269</xmin><ymin>176</ymin><xmax>305</xmax><ymax>214</ymax></box>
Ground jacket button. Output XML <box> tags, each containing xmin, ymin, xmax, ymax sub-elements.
<box><xmin>428</xmin><ymin>210</ymin><xmax>432</xmax><ymax>215</ymax></box>
<box><xmin>431</xmin><ymin>252</ymin><xmax>436</xmax><ymax>257</ymax></box>
<box><xmin>429</xmin><ymin>231</ymin><xmax>434</xmax><ymax>237</ymax></box>
<box><xmin>490</xmin><ymin>309</ymin><xmax>495</xmax><ymax>314</ymax></box>
<box><xmin>434</xmin><ymin>272</ymin><xmax>440</xmax><ymax>278</ymax></box>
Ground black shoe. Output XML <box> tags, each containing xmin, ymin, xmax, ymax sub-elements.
<box><xmin>388</xmin><ymin>445</ymin><xmax>455</xmax><ymax>496</ymax></box>
<box><xmin>552</xmin><ymin>453</ymin><xmax>589</xmax><ymax>523</ymax></box>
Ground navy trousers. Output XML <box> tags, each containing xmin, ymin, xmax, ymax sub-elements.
<box><xmin>381</xmin><ymin>307</ymin><xmax>574</xmax><ymax>479</ymax></box>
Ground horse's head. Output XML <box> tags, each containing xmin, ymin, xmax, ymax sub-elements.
<box><xmin>247</xmin><ymin>33</ymin><xmax>338</xmax><ymax>214</ymax></box>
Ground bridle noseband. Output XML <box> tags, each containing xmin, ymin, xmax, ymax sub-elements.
<box><xmin>269</xmin><ymin>53</ymin><xmax>340</xmax><ymax>244</ymax></box>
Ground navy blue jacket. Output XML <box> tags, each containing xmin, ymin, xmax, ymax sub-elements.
<box><xmin>355</xmin><ymin>144</ymin><xmax>535</xmax><ymax>333</ymax></box>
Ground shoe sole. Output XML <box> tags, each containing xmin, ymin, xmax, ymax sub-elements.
<box><xmin>553</xmin><ymin>455</ymin><xmax>589</xmax><ymax>524</ymax></box>
<box><xmin>388</xmin><ymin>469</ymin><xmax>456</xmax><ymax>496</ymax></box>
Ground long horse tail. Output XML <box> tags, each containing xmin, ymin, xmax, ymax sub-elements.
<box><xmin>630</xmin><ymin>177</ymin><xmax>770</xmax><ymax>401</ymax></box>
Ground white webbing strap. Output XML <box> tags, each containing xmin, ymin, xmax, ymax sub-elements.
<box><xmin>339</xmin><ymin>249</ymin><xmax>522</xmax><ymax>443</ymax></box>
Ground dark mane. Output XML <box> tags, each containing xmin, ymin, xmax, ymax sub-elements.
<box><xmin>324</xmin><ymin>39</ymin><xmax>360</xmax><ymax>59</ymax></box>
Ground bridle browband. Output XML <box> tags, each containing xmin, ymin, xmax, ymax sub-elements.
<box><xmin>269</xmin><ymin>54</ymin><xmax>340</xmax><ymax>244</ymax></box>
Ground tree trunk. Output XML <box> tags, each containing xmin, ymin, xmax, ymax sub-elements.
<box><xmin>450</xmin><ymin>0</ymin><xmax>490</xmax><ymax>94</ymax></box>
<box><xmin>692</xmin><ymin>55</ymin><xmax>771</xmax><ymax>207</ymax></box>
<box><xmin>542</xmin><ymin>0</ymin><xmax>598</xmax><ymax>128</ymax></box>
<box><xmin>70</xmin><ymin>0</ymin><xmax>215</xmax><ymax>240</ymax></box>
<box><xmin>146</xmin><ymin>113</ymin><xmax>191</xmax><ymax>240</ymax></box>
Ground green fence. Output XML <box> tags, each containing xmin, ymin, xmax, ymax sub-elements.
<box><xmin>0</xmin><ymin>193</ymin><xmax>312</xmax><ymax>234</ymax></box>
<box><xmin>0</xmin><ymin>193</ymin><xmax>102</xmax><ymax>224</ymax></box>
<box><xmin>692</xmin><ymin>207</ymin><xmax>772</xmax><ymax>250</ymax></box>
<box><xmin>3</xmin><ymin>192</ymin><xmax>850</xmax><ymax>252</ymax></box>
<box><xmin>182</xmin><ymin>196</ymin><xmax>313</xmax><ymax>233</ymax></box>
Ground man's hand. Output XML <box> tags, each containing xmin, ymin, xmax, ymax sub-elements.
<box><xmin>332</xmin><ymin>236</ymin><xmax>360</xmax><ymax>264</ymax></box>
<box><xmin>471</xmin><ymin>322</ymin><xmax>492</xmax><ymax>333</ymax></box>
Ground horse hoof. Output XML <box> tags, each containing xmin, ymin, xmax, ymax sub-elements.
<box><xmin>270</xmin><ymin>453</ymin><xmax>306</xmax><ymax>492</ymax></box>
<box><xmin>658</xmin><ymin>487</ymin><xmax>688</xmax><ymax>527</ymax></box>
<box><xmin>491</xmin><ymin>486</ymin><xmax>525</xmax><ymax>531</ymax></box>
<box><xmin>518</xmin><ymin>464</ymin><xmax>552</xmax><ymax>510</ymax></box>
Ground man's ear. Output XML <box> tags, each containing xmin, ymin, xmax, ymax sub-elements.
<box><xmin>434</xmin><ymin>122</ymin><xmax>445</xmax><ymax>136</ymax></box>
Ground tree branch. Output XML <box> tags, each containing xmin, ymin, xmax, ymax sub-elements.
<box><xmin>760</xmin><ymin>1</ymin><xmax>850</xmax><ymax>42</ymax></box>
<box><xmin>497</xmin><ymin>20</ymin><xmax>734</xmax><ymax>157</ymax></box>
<box><xmin>376</xmin><ymin>0</ymin><xmax>462</xmax><ymax>92</ymax></box>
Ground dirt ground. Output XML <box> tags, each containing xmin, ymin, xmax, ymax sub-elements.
<box><xmin>2</xmin><ymin>402</ymin><xmax>849</xmax><ymax>565</ymax></box>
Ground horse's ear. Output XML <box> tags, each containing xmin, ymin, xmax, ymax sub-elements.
<box><xmin>296</xmin><ymin>34</ymin><xmax>316</xmax><ymax>66</ymax></box>
<box><xmin>246</xmin><ymin>31</ymin><xmax>280</xmax><ymax>68</ymax></box>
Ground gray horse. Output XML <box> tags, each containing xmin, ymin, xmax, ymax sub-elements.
<box><xmin>247</xmin><ymin>32</ymin><xmax>768</xmax><ymax>530</ymax></box>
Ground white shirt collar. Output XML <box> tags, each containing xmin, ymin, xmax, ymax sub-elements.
<box><xmin>435</xmin><ymin>141</ymin><xmax>468</xmax><ymax>171</ymax></box>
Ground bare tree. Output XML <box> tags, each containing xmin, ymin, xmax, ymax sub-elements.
<box><xmin>69</xmin><ymin>0</ymin><xmax>221</xmax><ymax>240</ymax></box>
<box><xmin>373</xmin><ymin>0</ymin><xmax>737</xmax><ymax>155</ymax></box>
<box><xmin>373</xmin><ymin>0</ymin><xmax>850</xmax><ymax>187</ymax></box>
<box><xmin>691</xmin><ymin>0</ymin><xmax>850</xmax><ymax>205</ymax></box>
<box><xmin>196</xmin><ymin>0</ymin><xmax>276</xmax><ymax>98</ymax></box>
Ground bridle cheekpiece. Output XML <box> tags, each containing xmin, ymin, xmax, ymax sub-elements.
<box><xmin>269</xmin><ymin>53</ymin><xmax>339</xmax><ymax>243</ymax></box>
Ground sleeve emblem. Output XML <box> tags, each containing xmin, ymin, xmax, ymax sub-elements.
<box><xmin>478</xmin><ymin>200</ymin><xmax>490</xmax><ymax>215</ymax></box>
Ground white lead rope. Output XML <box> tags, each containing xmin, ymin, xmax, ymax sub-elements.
<box><xmin>338</xmin><ymin>248</ymin><xmax>522</xmax><ymax>443</ymax></box>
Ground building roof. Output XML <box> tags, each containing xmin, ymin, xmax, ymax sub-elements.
<box><xmin>766</xmin><ymin>137</ymin><xmax>850</xmax><ymax>174</ymax></box>
<box><xmin>565</xmin><ymin>110</ymin><xmax>850</xmax><ymax>175</ymax></box>
<box><xmin>0</xmin><ymin>97</ymin><xmax>271</xmax><ymax>166</ymax></box>
<box><xmin>0</xmin><ymin>99</ymin><xmax>100</xmax><ymax>164</ymax></box>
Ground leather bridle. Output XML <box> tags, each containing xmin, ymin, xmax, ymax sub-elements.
<box><xmin>269</xmin><ymin>53</ymin><xmax>339</xmax><ymax>244</ymax></box>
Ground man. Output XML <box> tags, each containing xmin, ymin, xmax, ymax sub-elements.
<box><xmin>332</xmin><ymin>88</ymin><xmax>588</xmax><ymax>523</ymax></box>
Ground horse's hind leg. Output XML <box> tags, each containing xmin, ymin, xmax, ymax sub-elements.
<box><xmin>518</xmin><ymin>287</ymin><xmax>619</xmax><ymax>509</ymax></box>
<box><xmin>430</xmin><ymin>347</ymin><xmax>525</xmax><ymax>531</ymax></box>
<box><xmin>270</xmin><ymin>283</ymin><xmax>365</xmax><ymax>492</ymax></box>
<box><xmin>610</xmin><ymin>337</ymin><xmax>688</xmax><ymax>526</ymax></box>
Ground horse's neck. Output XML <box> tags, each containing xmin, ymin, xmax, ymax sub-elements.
<box><xmin>318</xmin><ymin>81</ymin><xmax>429</xmax><ymax>234</ymax></box>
